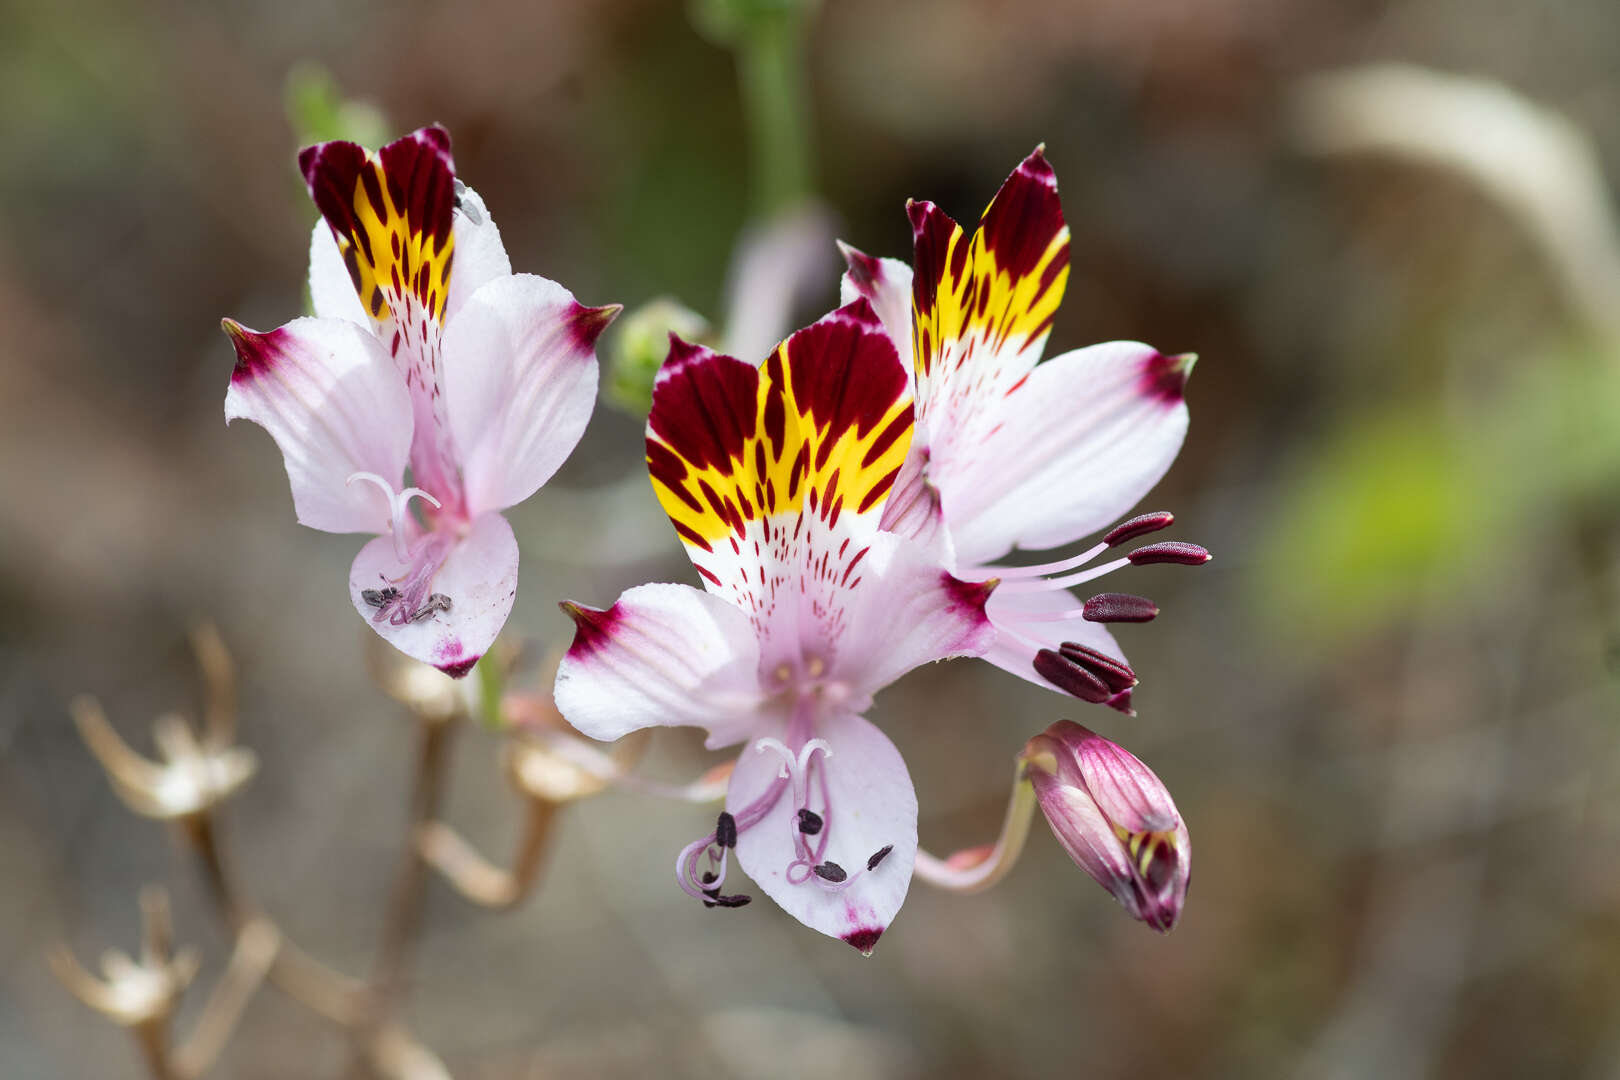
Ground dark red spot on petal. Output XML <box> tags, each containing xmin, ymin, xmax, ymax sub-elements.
<box><xmin>560</xmin><ymin>601</ymin><xmax>619</xmax><ymax>657</ymax></box>
<box><xmin>843</xmin><ymin>926</ymin><xmax>884</xmax><ymax>955</ymax></box>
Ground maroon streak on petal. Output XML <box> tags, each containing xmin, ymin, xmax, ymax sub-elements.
<box><xmin>1082</xmin><ymin>593</ymin><xmax>1160</xmax><ymax>623</ymax></box>
<box><xmin>221</xmin><ymin>319</ymin><xmax>279</xmax><ymax>383</ymax></box>
<box><xmin>647</xmin><ymin>338</ymin><xmax>759</xmax><ymax>472</ymax></box>
<box><xmin>1104</xmin><ymin>688</ymin><xmax>1136</xmax><ymax>716</ymax></box>
<box><xmin>839</xmin><ymin>240</ymin><xmax>884</xmax><ymax>292</ymax></box>
<box><xmin>941</xmin><ymin>573</ymin><xmax>997</xmax><ymax>624</ymax></box>
<box><xmin>977</xmin><ymin>146</ymin><xmax>1068</xmax><ymax>285</ymax></box>
<box><xmin>843</xmin><ymin>926</ymin><xmax>884</xmax><ymax>956</ymax></box>
<box><xmin>559</xmin><ymin>600</ymin><xmax>621</xmax><ymax>657</ymax></box>
<box><xmin>1127</xmin><ymin>541</ymin><xmax>1211</xmax><ymax>566</ymax></box>
<box><xmin>569</xmin><ymin>302</ymin><xmax>622</xmax><ymax>351</ymax></box>
<box><xmin>1138</xmin><ymin>352</ymin><xmax>1197</xmax><ymax>405</ymax></box>
<box><xmin>438</xmin><ymin>656</ymin><xmax>479</xmax><ymax>679</ymax></box>
<box><xmin>1033</xmin><ymin>649</ymin><xmax>1112</xmax><ymax>703</ymax></box>
<box><xmin>1103</xmin><ymin>511</ymin><xmax>1175</xmax><ymax>547</ymax></box>
<box><xmin>782</xmin><ymin>298</ymin><xmax>906</xmax><ymax>440</ymax></box>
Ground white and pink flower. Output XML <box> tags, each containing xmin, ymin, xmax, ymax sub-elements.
<box><xmin>554</xmin><ymin>300</ymin><xmax>996</xmax><ymax>952</ymax></box>
<box><xmin>223</xmin><ymin>126</ymin><xmax>616</xmax><ymax>676</ymax></box>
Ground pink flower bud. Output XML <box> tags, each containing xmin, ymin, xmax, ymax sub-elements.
<box><xmin>1020</xmin><ymin>720</ymin><xmax>1189</xmax><ymax>932</ymax></box>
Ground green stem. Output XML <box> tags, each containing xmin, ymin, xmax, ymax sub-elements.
<box><xmin>735</xmin><ymin>12</ymin><xmax>814</xmax><ymax>215</ymax></box>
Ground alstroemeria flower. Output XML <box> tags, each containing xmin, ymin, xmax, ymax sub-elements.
<box><xmin>554</xmin><ymin>300</ymin><xmax>996</xmax><ymax>952</ymax></box>
<box><xmin>223</xmin><ymin>126</ymin><xmax>616</xmax><ymax>676</ymax></box>
<box><xmin>840</xmin><ymin>148</ymin><xmax>1206</xmax><ymax>711</ymax></box>
<box><xmin>1021</xmin><ymin>720</ymin><xmax>1190</xmax><ymax>931</ymax></box>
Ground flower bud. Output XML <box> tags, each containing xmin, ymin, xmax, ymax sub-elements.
<box><xmin>1020</xmin><ymin>720</ymin><xmax>1189</xmax><ymax>932</ymax></box>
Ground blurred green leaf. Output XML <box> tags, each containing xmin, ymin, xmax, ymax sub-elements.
<box><xmin>284</xmin><ymin>63</ymin><xmax>389</xmax><ymax>149</ymax></box>
<box><xmin>1257</xmin><ymin>336</ymin><xmax>1620</xmax><ymax>646</ymax></box>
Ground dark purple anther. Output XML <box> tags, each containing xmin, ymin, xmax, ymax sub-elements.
<box><xmin>1033</xmin><ymin>649</ymin><xmax>1112</xmax><ymax>703</ymax></box>
<box><xmin>797</xmin><ymin>808</ymin><xmax>824</xmax><ymax>835</ymax></box>
<box><xmin>813</xmin><ymin>861</ymin><xmax>848</xmax><ymax>883</ymax></box>
<box><xmin>1103</xmin><ymin>512</ymin><xmax>1174</xmax><ymax>547</ymax></box>
<box><xmin>716</xmin><ymin>811</ymin><xmax>738</xmax><ymax>849</ymax></box>
<box><xmin>1058</xmin><ymin>642</ymin><xmax>1137</xmax><ymax>694</ymax></box>
<box><xmin>867</xmin><ymin>845</ymin><xmax>894</xmax><ymax>871</ymax></box>
<box><xmin>1127</xmin><ymin>541</ymin><xmax>1210</xmax><ymax>566</ymax></box>
<box><xmin>1082</xmin><ymin>593</ymin><xmax>1160</xmax><ymax>623</ymax></box>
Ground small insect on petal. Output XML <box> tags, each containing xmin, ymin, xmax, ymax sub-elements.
<box><xmin>1127</xmin><ymin>541</ymin><xmax>1211</xmax><ymax>566</ymax></box>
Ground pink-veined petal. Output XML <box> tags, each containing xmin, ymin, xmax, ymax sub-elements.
<box><xmin>730</xmin><ymin>711</ymin><xmax>916</xmax><ymax>954</ymax></box>
<box><xmin>838</xmin><ymin>243</ymin><xmax>914</xmax><ymax>372</ymax></box>
<box><xmin>308</xmin><ymin>222</ymin><xmax>368</xmax><ymax>325</ymax></box>
<box><xmin>1072</xmin><ymin>729</ymin><xmax>1180</xmax><ymax>835</ymax></box>
<box><xmin>829</xmin><ymin>532</ymin><xmax>994</xmax><ymax>699</ymax></box>
<box><xmin>347</xmin><ymin>511</ymin><xmax>517</xmax><ymax>676</ymax></box>
<box><xmin>939</xmin><ymin>341</ymin><xmax>1192</xmax><ymax>566</ymax></box>
<box><xmin>981</xmin><ymin>585</ymin><xmax>1127</xmax><ymax>698</ymax></box>
<box><xmin>441</xmin><ymin>274</ymin><xmax>614</xmax><ymax>516</ymax></box>
<box><xmin>442</xmin><ymin>183</ymin><xmax>512</xmax><ymax>324</ymax></box>
<box><xmin>552</xmin><ymin>582</ymin><xmax>768</xmax><ymax>749</ymax></box>
<box><xmin>223</xmin><ymin>317</ymin><xmax>411</xmax><ymax>535</ymax></box>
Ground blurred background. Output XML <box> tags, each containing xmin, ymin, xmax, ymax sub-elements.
<box><xmin>4</xmin><ymin>0</ymin><xmax>1620</xmax><ymax>1076</ymax></box>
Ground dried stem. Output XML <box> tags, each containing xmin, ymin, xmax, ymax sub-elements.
<box><xmin>416</xmin><ymin>792</ymin><xmax>561</xmax><ymax>910</ymax></box>
<box><xmin>367</xmin><ymin>714</ymin><xmax>456</xmax><ymax>1014</ymax></box>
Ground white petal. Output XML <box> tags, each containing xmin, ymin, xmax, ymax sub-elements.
<box><xmin>830</xmin><ymin>532</ymin><xmax>995</xmax><ymax>700</ymax></box>
<box><xmin>348</xmin><ymin>511</ymin><xmax>518</xmax><ymax>676</ymax></box>
<box><xmin>730</xmin><ymin>712</ymin><xmax>916</xmax><ymax>953</ymax></box>
<box><xmin>552</xmin><ymin>582</ymin><xmax>767</xmax><ymax>748</ymax></box>
<box><xmin>443</xmin><ymin>183</ymin><xmax>513</xmax><ymax>325</ymax></box>
<box><xmin>838</xmin><ymin>244</ymin><xmax>914</xmax><ymax>375</ymax></box>
<box><xmin>307</xmin><ymin>222</ymin><xmax>369</xmax><ymax>325</ymax></box>
<box><xmin>223</xmin><ymin>317</ymin><xmax>411</xmax><ymax>535</ymax></box>
<box><xmin>939</xmin><ymin>341</ymin><xmax>1191</xmax><ymax>566</ymax></box>
<box><xmin>441</xmin><ymin>274</ymin><xmax>610</xmax><ymax>516</ymax></box>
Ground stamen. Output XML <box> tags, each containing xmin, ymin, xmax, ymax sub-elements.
<box><xmin>797</xmin><ymin>808</ymin><xmax>823</xmax><ymax>835</ymax></box>
<box><xmin>867</xmin><ymin>845</ymin><xmax>893</xmax><ymax>870</ymax></box>
<box><xmin>1032</xmin><ymin>649</ymin><xmax>1112</xmax><ymax>703</ymax></box>
<box><xmin>993</xmin><ymin>542</ymin><xmax>1108</xmax><ymax>581</ymax></box>
<box><xmin>1057</xmin><ymin>642</ymin><xmax>1137</xmax><ymax>694</ymax></box>
<box><xmin>715</xmin><ymin>811</ymin><xmax>738</xmax><ymax>849</ymax></box>
<box><xmin>1103</xmin><ymin>512</ymin><xmax>1175</xmax><ymax>546</ymax></box>
<box><xmin>1127</xmin><ymin>541</ymin><xmax>1211</xmax><ymax>566</ymax></box>
<box><xmin>813</xmin><ymin>861</ymin><xmax>848</xmax><ymax>883</ymax></box>
<box><xmin>1082</xmin><ymin>593</ymin><xmax>1160</xmax><ymax>623</ymax></box>
<box><xmin>346</xmin><ymin>471</ymin><xmax>443</xmax><ymax>564</ymax></box>
<box><xmin>1001</xmin><ymin>556</ymin><xmax>1132</xmax><ymax>593</ymax></box>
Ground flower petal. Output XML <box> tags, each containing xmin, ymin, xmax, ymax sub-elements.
<box><xmin>829</xmin><ymin>532</ymin><xmax>994</xmax><ymax>698</ymax></box>
<box><xmin>300</xmin><ymin>125</ymin><xmax>464</xmax><ymax>507</ymax></box>
<box><xmin>347</xmin><ymin>511</ymin><xmax>517</xmax><ymax>676</ymax></box>
<box><xmin>552</xmin><ymin>582</ymin><xmax>767</xmax><ymax>749</ymax></box>
<box><xmin>308</xmin><ymin>222</ymin><xmax>368</xmax><ymax>325</ymax></box>
<box><xmin>938</xmin><ymin>341</ymin><xmax>1192</xmax><ymax>566</ymax></box>
<box><xmin>223</xmin><ymin>317</ymin><xmax>411</xmax><ymax>535</ymax></box>
<box><xmin>982</xmin><ymin>585</ymin><xmax>1127</xmax><ymax>698</ymax></box>
<box><xmin>442</xmin><ymin>183</ymin><xmax>512</xmax><ymax>324</ymax></box>
<box><xmin>838</xmin><ymin>243</ymin><xmax>914</xmax><ymax>371</ymax></box>
<box><xmin>730</xmin><ymin>712</ymin><xmax>916</xmax><ymax>953</ymax></box>
<box><xmin>645</xmin><ymin>301</ymin><xmax>918</xmax><ymax>681</ymax></box>
<box><xmin>441</xmin><ymin>274</ymin><xmax>612</xmax><ymax>516</ymax></box>
<box><xmin>908</xmin><ymin>149</ymin><xmax>1070</xmax><ymax>467</ymax></box>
